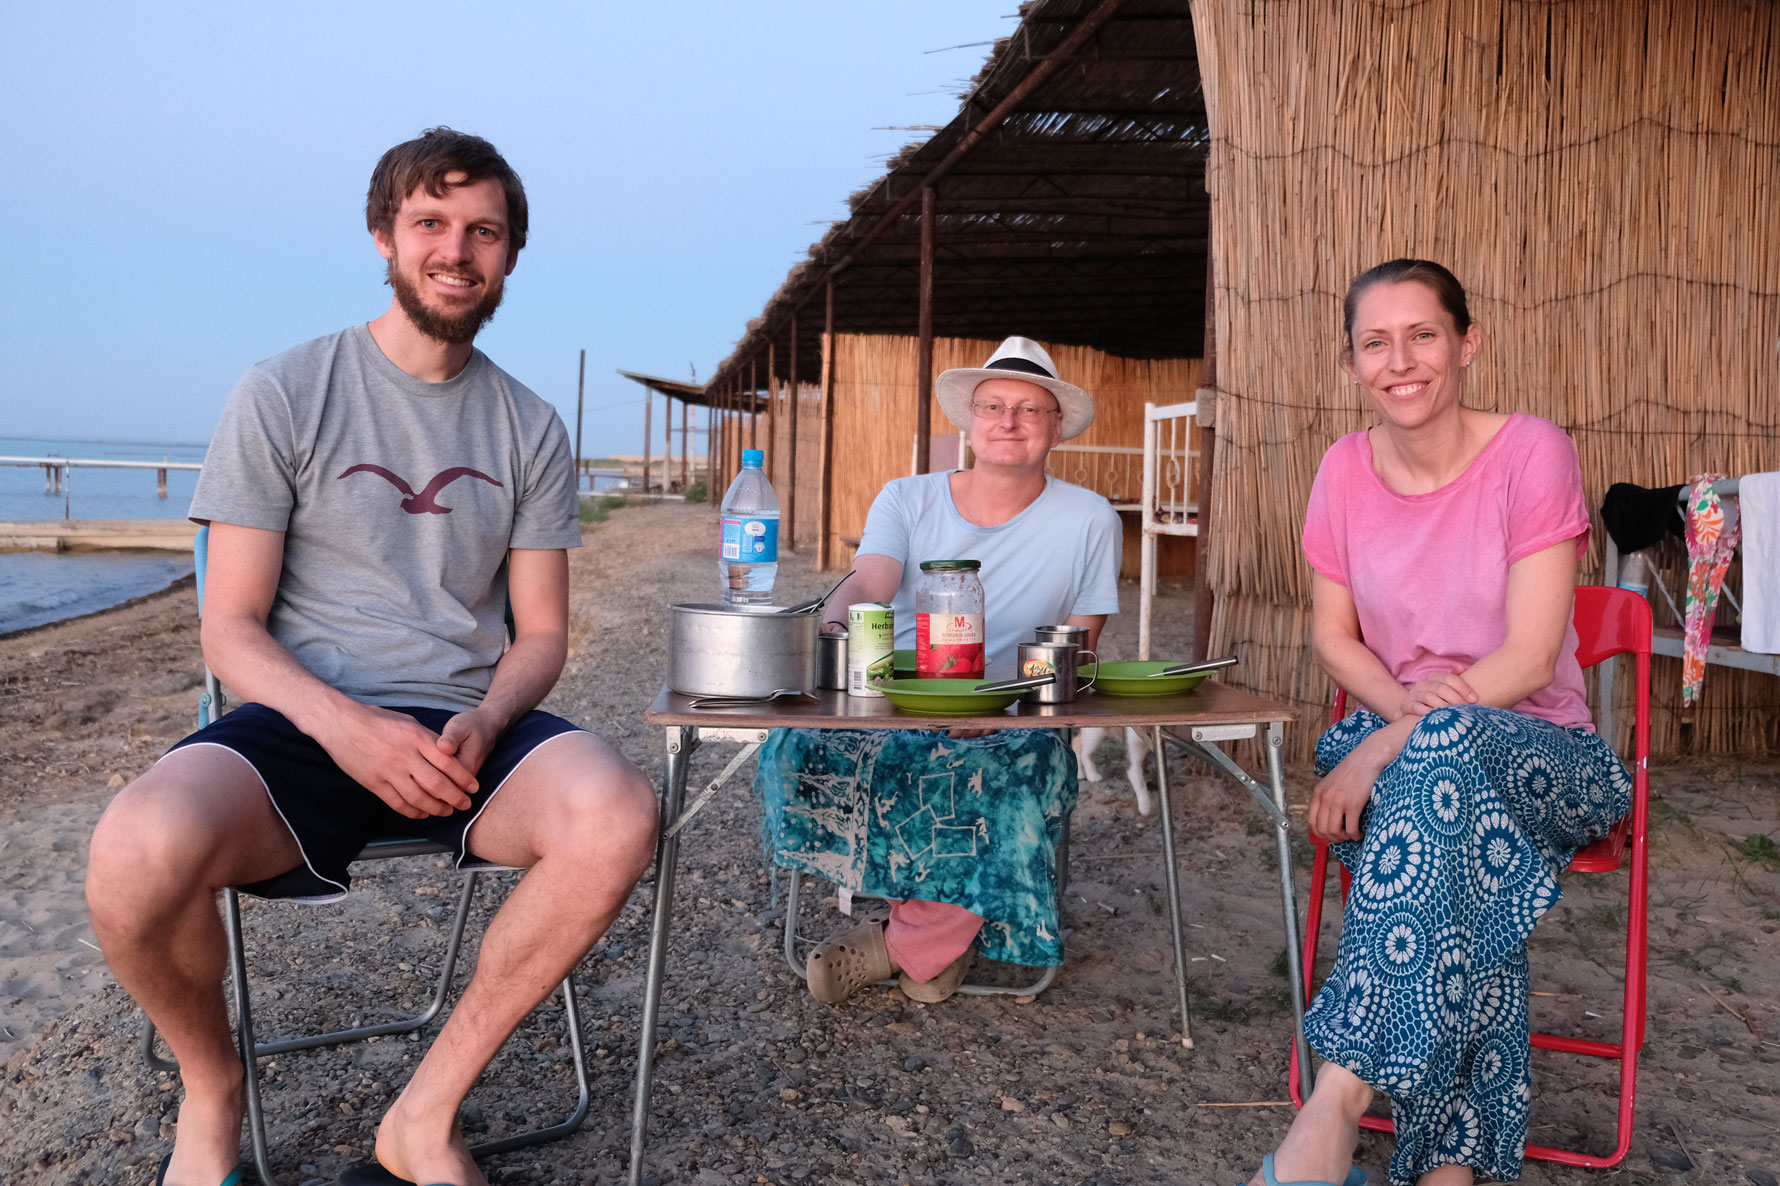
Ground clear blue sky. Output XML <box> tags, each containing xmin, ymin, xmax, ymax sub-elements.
<box><xmin>2</xmin><ymin>1</ymin><xmax>1013</xmax><ymax>453</ymax></box>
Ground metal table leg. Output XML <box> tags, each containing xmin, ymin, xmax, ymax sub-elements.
<box><xmin>628</xmin><ymin>726</ymin><xmax>695</xmax><ymax>1186</ymax></box>
<box><xmin>1151</xmin><ymin>726</ymin><xmax>1196</xmax><ymax>1049</ymax></box>
<box><xmin>1265</xmin><ymin>721</ymin><xmax>1313</xmax><ymax>1084</ymax></box>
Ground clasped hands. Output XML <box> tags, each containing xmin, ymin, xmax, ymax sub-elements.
<box><xmin>1307</xmin><ymin>665</ymin><xmax>1478</xmax><ymax>843</ymax></box>
<box><xmin>320</xmin><ymin>702</ymin><xmax>504</xmax><ymax>820</ymax></box>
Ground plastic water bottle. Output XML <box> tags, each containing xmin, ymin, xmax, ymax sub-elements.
<box><xmin>718</xmin><ymin>449</ymin><xmax>780</xmax><ymax>605</ymax></box>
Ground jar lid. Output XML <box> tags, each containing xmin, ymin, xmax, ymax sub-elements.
<box><xmin>918</xmin><ymin>559</ymin><xmax>981</xmax><ymax>571</ymax></box>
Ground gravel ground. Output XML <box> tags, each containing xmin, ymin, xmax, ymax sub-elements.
<box><xmin>3</xmin><ymin>501</ymin><xmax>1778</xmax><ymax>1185</ymax></box>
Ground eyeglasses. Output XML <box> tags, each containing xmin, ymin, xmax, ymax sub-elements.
<box><xmin>970</xmin><ymin>400</ymin><xmax>1061</xmax><ymax>422</ymax></box>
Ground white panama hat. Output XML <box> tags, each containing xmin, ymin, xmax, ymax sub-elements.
<box><xmin>935</xmin><ymin>336</ymin><xmax>1096</xmax><ymax>441</ymax></box>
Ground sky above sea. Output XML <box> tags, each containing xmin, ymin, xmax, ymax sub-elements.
<box><xmin>2</xmin><ymin>1</ymin><xmax>1010</xmax><ymax>459</ymax></box>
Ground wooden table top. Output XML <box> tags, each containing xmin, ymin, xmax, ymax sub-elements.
<box><xmin>643</xmin><ymin>679</ymin><xmax>1297</xmax><ymax>731</ymax></box>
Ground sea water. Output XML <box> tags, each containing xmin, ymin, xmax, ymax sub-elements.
<box><xmin>0</xmin><ymin>435</ymin><xmax>203</xmax><ymax>635</ymax></box>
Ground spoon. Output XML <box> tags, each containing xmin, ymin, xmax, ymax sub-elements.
<box><xmin>1144</xmin><ymin>655</ymin><xmax>1239</xmax><ymax>678</ymax></box>
<box><xmin>778</xmin><ymin>569</ymin><xmax>856</xmax><ymax>615</ymax></box>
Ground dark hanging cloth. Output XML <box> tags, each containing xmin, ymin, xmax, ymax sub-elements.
<box><xmin>1601</xmin><ymin>482</ymin><xmax>1687</xmax><ymax>554</ymax></box>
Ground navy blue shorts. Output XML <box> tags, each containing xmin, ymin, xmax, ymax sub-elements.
<box><xmin>166</xmin><ymin>703</ymin><xmax>584</xmax><ymax>902</ymax></box>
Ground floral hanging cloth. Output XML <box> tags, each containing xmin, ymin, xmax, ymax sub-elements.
<box><xmin>1682</xmin><ymin>473</ymin><xmax>1741</xmax><ymax>705</ymax></box>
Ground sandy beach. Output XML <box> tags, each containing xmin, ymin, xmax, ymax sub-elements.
<box><xmin>2</xmin><ymin>501</ymin><xmax>1777</xmax><ymax>1185</ymax></box>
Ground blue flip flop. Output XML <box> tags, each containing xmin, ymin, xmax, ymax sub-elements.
<box><xmin>1241</xmin><ymin>1153</ymin><xmax>1368</xmax><ymax>1186</ymax></box>
<box><xmin>152</xmin><ymin>1156</ymin><xmax>247</xmax><ymax>1186</ymax></box>
<box><xmin>338</xmin><ymin>1162</ymin><xmax>457</xmax><ymax>1186</ymax></box>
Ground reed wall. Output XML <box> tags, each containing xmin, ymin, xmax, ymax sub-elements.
<box><xmin>823</xmin><ymin>332</ymin><xmax>1203</xmax><ymax>576</ymax></box>
<box><xmin>1190</xmin><ymin>0</ymin><xmax>1780</xmax><ymax>759</ymax></box>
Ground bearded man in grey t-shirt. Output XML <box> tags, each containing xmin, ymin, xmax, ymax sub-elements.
<box><xmin>87</xmin><ymin>129</ymin><xmax>658</xmax><ymax>1186</ymax></box>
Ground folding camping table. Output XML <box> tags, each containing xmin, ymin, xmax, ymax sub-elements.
<box><xmin>625</xmin><ymin>682</ymin><xmax>1302</xmax><ymax>1186</ymax></box>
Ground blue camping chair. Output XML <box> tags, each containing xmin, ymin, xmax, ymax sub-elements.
<box><xmin>140</xmin><ymin>526</ymin><xmax>589</xmax><ymax>1184</ymax></box>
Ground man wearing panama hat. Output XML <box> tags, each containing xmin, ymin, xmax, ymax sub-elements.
<box><xmin>754</xmin><ymin>335</ymin><xmax>1123</xmax><ymax>1005</ymax></box>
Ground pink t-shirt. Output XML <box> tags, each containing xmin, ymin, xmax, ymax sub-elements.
<box><xmin>1301</xmin><ymin>412</ymin><xmax>1593</xmax><ymax>730</ymax></box>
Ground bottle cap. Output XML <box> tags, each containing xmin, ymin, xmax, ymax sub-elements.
<box><xmin>742</xmin><ymin>449</ymin><xmax>764</xmax><ymax>466</ymax></box>
<box><xmin>918</xmin><ymin>559</ymin><xmax>981</xmax><ymax>571</ymax></box>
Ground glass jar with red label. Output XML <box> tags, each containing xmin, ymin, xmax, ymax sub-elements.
<box><xmin>915</xmin><ymin>559</ymin><xmax>985</xmax><ymax>679</ymax></box>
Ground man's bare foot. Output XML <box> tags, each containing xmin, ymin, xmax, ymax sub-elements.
<box><xmin>162</xmin><ymin>1074</ymin><xmax>244</xmax><ymax>1186</ymax></box>
<box><xmin>1247</xmin><ymin>1064</ymin><xmax>1371</xmax><ymax>1186</ymax></box>
<box><xmin>373</xmin><ymin>1095</ymin><xmax>485</xmax><ymax>1186</ymax></box>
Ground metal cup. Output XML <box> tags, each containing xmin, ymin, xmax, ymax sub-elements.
<box><xmin>817</xmin><ymin>630</ymin><xmax>850</xmax><ymax>690</ymax></box>
<box><xmin>1034</xmin><ymin>624</ymin><xmax>1090</xmax><ymax>648</ymax></box>
<box><xmin>1016</xmin><ymin>641</ymin><xmax>1099</xmax><ymax>703</ymax></box>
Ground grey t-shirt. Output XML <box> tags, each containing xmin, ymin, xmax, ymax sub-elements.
<box><xmin>190</xmin><ymin>324</ymin><xmax>582</xmax><ymax>711</ymax></box>
<box><xmin>858</xmin><ymin>472</ymin><xmax>1123</xmax><ymax>671</ymax></box>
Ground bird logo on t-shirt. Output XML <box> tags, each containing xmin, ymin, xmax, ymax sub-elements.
<box><xmin>337</xmin><ymin>464</ymin><xmax>503</xmax><ymax>514</ymax></box>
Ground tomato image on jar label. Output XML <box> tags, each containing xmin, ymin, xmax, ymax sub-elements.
<box><xmin>916</xmin><ymin>611</ymin><xmax>985</xmax><ymax>678</ymax></box>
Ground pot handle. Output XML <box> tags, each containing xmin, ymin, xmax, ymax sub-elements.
<box><xmin>1078</xmin><ymin>648</ymin><xmax>1098</xmax><ymax>691</ymax></box>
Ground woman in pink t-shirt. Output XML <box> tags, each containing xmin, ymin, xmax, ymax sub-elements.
<box><xmin>1244</xmin><ymin>261</ymin><xmax>1631</xmax><ymax>1186</ymax></box>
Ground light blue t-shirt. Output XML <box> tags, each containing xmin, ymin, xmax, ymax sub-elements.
<box><xmin>857</xmin><ymin>472</ymin><xmax>1123</xmax><ymax>671</ymax></box>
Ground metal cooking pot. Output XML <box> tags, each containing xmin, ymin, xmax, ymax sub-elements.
<box><xmin>668</xmin><ymin>603</ymin><xmax>818</xmax><ymax>698</ymax></box>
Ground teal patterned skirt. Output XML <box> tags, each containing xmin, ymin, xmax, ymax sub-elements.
<box><xmin>753</xmin><ymin>727</ymin><xmax>1077</xmax><ymax>967</ymax></box>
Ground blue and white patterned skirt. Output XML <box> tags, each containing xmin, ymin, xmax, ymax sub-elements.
<box><xmin>1306</xmin><ymin>705</ymin><xmax>1631</xmax><ymax>1185</ymax></box>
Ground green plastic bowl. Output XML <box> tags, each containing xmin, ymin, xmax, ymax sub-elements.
<box><xmin>1086</xmin><ymin>661</ymin><xmax>1214</xmax><ymax>697</ymax></box>
<box><xmin>877</xmin><ymin>677</ymin><xmax>1021</xmax><ymax>716</ymax></box>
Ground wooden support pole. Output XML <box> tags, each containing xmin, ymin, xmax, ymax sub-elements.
<box><xmin>767</xmin><ymin>343</ymin><xmax>777</xmax><ymax>489</ymax></box>
<box><xmin>787</xmin><ymin>315</ymin><xmax>800</xmax><ymax>553</ymax></box>
<box><xmin>749</xmin><ymin>357</ymin><xmax>759</xmax><ymax>455</ymax></box>
<box><xmin>714</xmin><ymin>387</ymin><xmax>726</xmax><ymax>498</ymax></box>
<box><xmin>914</xmin><ymin>185</ymin><xmax>935</xmax><ymax>475</ymax></box>
<box><xmin>680</xmin><ymin>398</ymin><xmax>689</xmax><ymax>492</ymax></box>
<box><xmin>1191</xmin><ymin>241</ymin><xmax>1217</xmax><ymax>663</ymax></box>
<box><xmin>818</xmin><ymin>279</ymin><xmax>837</xmax><ymax>570</ymax></box>
<box><xmin>642</xmin><ymin>389</ymin><xmax>653</xmax><ymax>495</ymax></box>
<box><xmin>156</xmin><ymin>466</ymin><xmax>168</xmax><ymax>500</ymax></box>
<box><xmin>574</xmin><ymin>349</ymin><xmax>586</xmax><ymax>493</ymax></box>
<box><xmin>665</xmin><ymin>390</ymin><xmax>673</xmax><ymax>492</ymax></box>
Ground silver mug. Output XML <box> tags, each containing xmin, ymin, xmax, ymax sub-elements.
<box><xmin>1034</xmin><ymin>624</ymin><xmax>1090</xmax><ymax>648</ymax></box>
<box><xmin>1016</xmin><ymin>640</ymin><xmax>1098</xmax><ymax>703</ymax></box>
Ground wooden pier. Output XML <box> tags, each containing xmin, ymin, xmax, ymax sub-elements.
<box><xmin>0</xmin><ymin>520</ymin><xmax>198</xmax><ymax>553</ymax></box>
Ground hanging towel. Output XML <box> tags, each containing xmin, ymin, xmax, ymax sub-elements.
<box><xmin>1740</xmin><ymin>472</ymin><xmax>1780</xmax><ymax>654</ymax></box>
<box><xmin>1682</xmin><ymin>474</ymin><xmax>1741</xmax><ymax>704</ymax></box>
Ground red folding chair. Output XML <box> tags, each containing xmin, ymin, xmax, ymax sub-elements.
<box><xmin>1286</xmin><ymin>586</ymin><xmax>1652</xmax><ymax>1168</ymax></box>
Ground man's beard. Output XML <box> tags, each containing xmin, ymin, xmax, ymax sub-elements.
<box><xmin>386</xmin><ymin>255</ymin><xmax>505</xmax><ymax>345</ymax></box>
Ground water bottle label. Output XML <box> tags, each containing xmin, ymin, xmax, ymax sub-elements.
<box><xmin>721</xmin><ymin>517</ymin><xmax>779</xmax><ymax>563</ymax></box>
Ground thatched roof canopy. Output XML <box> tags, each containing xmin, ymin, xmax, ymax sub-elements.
<box><xmin>709</xmin><ymin>0</ymin><xmax>1208</xmax><ymax>392</ymax></box>
<box><xmin>616</xmin><ymin>369</ymin><xmax>766</xmax><ymax>414</ymax></box>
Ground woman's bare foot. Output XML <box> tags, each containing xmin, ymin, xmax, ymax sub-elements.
<box><xmin>1247</xmin><ymin>1063</ymin><xmax>1372</xmax><ymax>1186</ymax></box>
<box><xmin>373</xmin><ymin>1093</ymin><xmax>485</xmax><ymax>1186</ymax></box>
<box><xmin>1416</xmin><ymin>1166</ymin><xmax>1473</xmax><ymax>1185</ymax></box>
<box><xmin>162</xmin><ymin>1072</ymin><xmax>243</xmax><ymax>1186</ymax></box>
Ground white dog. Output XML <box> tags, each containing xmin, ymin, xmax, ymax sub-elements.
<box><xmin>1072</xmin><ymin>726</ymin><xmax>1152</xmax><ymax>815</ymax></box>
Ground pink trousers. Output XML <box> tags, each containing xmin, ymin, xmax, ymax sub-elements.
<box><xmin>883</xmin><ymin>898</ymin><xmax>982</xmax><ymax>983</ymax></box>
